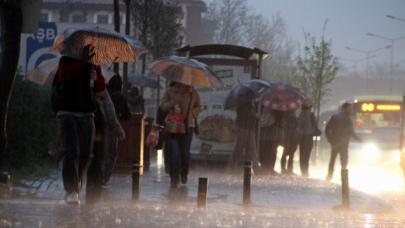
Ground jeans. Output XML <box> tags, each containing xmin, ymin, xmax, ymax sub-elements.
<box><xmin>59</xmin><ymin>115</ymin><xmax>95</xmax><ymax>194</ymax></box>
<box><xmin>327</xmin><ymin>143</ymin><xmax>349</xmax><ymax>179</ymax></box>
<box><xmin>164</xmin><ymin>129</ymin><xmax>193</xmax><ymax>184</ymax></box>
<box><xmin>299</xmin><ymin>135</ymin><xmax>314</xmax><ymax>176</ymax></box>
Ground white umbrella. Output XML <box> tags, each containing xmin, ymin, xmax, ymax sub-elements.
<box><xmin>27</xmin><ymin>56</ymin><xmax>116</xmax><ymax>86</ymax></box>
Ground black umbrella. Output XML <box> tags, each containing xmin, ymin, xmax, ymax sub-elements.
<box><xmin>224</xmin><ymin>79</ymin><xmax>271</xmax><ymax>109</ymax></box>
<box><xmin>128</xmin><ymin>73</ymin><xmax>162</xmax><ymax>89</ymax></box>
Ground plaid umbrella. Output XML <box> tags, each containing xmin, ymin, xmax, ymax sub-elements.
<box><xmin>150</xmin><ymin>55</ymin><xmax>223</xmax><ymax>88</ymax></box>
<box><xmin>50</xmin><ymin>27</ymin><xmax>147</xmax><ymax>65</ymax></box>
<box><xmin>224</xmin><ymin>79</ymin><xmax>270</xmax><ymax>109</ymax></box>
<box><xmin>256</xmin><ymin>82</ymin><xmax>308</xmax><ymax>111</ymax></box>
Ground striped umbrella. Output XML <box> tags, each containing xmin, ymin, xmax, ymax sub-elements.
<box><xmin>256</xmin><ymin>82</ymin><xmax>308</xmax><ymax>111</ymax></box>
<box><xmin>50</xmin><ymin>27</ymin><xmax>147</xmax><ymax>65</ymax></box>
<box><xmin>150</xmin><ymin>55</ymin><xmax>223</xmax><ymax>88</ymax></box>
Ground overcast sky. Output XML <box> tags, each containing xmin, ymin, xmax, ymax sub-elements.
<box><xmin>230</xmin><ymin>0</ymin><xmax>405</xmax><ymax>70</ymax></box>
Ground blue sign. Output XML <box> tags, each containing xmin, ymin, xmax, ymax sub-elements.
<box><xmin>26</xmin><ymin>22</ymin><xmax>58</xmax><ymax>73</ymax></box>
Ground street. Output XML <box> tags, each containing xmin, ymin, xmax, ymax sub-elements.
<box><xmin>1</xmin><ymin>161</ymin><xmax>405</xmax><ymax>227</ymax></box>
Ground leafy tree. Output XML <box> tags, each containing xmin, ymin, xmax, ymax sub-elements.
<box><xmin>0</xmin><ymin>0</ymin><xmax>23</xmax><ymax>168</ymax></box>
<box><xmin>130</xmin><ymin>0</ymin><xmax>183</xmax><ymax>59</ymax></box>
<box><xmin>296</xmin><ymin>22</ymin><xmax>339</xmax><ymax>120</ymax></box>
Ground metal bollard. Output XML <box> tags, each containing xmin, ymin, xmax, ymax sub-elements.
<box><xmin>243</xmin><ymin>161</ymin><xmax>252</xmax><ymax>205</ymax></box>
<box><xmin>341</xmin><ymin>169</ymin><xmax>350</xmax><ymax>208</ymax></box>
<box><xmin>197</xmin><ymin>177</ymin><xmax>208</xmax><ymax>208</ymax></box>
<box><xmin>132</xmin><ymin>163</ymin><xmax>141</xmax><ymax>201</ymax></box>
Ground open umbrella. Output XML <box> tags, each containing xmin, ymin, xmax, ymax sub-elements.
<box><xmin>224</xmin><ymin>79</ymin><xmax>270</xmax><ymax>109</ymax></box>
<box><xmin>26</xmin><ymin>57</ymin><xmax>116</xmax><ymax>86</ymax></box>
<box><xmin>50</xmin><ymin>27</ymin><xmax>147</xmax><ymax>65</ymax></box>
<box><xmin>150</xmin><ymin>55</ymin><xmax>223</xmax><ymax>88</ymax></box>
<box><xmin>128</xmin><ymin>73</ymin><xmax>161</xmax><ymax>89</ymax></box>
<box><xmin>256</xmin><ymin>82</ymin><xmax>308</xmax><ymax>111</ymax></box>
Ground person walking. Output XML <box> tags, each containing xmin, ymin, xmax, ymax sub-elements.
<box><xmin>259</xmin><ymin>110</ymin><xmax>284</xmax><ymax>175</ymax></box>
<box><xmin>100</xmin><ymin>75</ymin><xmax>131</xmax><ymax>186</ymax></box>
<box><xmin>297</xmin><ymin>103</ymin><xmax>320</xmax><ymax>177</ymax></box>
<box><xmin>280</xmin><ymin>111</ymin><xmax>298</xmax><ymax>175</ymax></box>
<box><xmin>325</xmin><ymin>102</ymin><xmax>361</xmax><ymax>181</ymax></box>
<box><xmin>53</xmin><ymin>49</ymin><xmax>124</xmax><ymax>204</ymax></box>
<box><xmin>160</xmin><ymin>82</ymin><xmax>202</xmax><ymax>188</ymax></box>
<box><xmin>231</xmin><ymin>91</ymin><xmax>259</xmax><ymax>170</ymax></box>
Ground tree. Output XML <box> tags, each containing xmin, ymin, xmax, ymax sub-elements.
<box><xmin>296</xmin><ymin>21</ymin><xmax>339</xmax><ymax>121</ymax></box>
<box><xmin>130</xmin><ymin>0</ymin><xmax>182</xmax><ymax>59</ymax></box>
<box><xmin>0</xmin><ymin>0</ymin><xmax>23</xmax><ymax>168</ymax></box>
<box><xmin>204</xmin><ymin>0</ymin><xmax>249</xmax><ymax>45</ymax></box>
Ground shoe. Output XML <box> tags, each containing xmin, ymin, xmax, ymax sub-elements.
<box><xmin>65</xmin><ymin>192</ymin><xmax>80</xmax><ymax>205</ymax></box>
<box><xmin>181</xmin><ymin>175</ymin><xmax>187</xmax><ymax>184</ymax></box>
<box><xmin>325</xmin><ymin>174</ymin><xmax>333</xmax><ymax>182</ymax></box>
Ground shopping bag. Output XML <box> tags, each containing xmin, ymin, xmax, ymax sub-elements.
<box><xmin>164</xmin><ymin>112</ymin><xmax>186</xmax><ymax>134</ymax></box>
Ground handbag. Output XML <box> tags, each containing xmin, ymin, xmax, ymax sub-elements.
<box><xmin>146</xmin><ymin>125</ymin><xmax>160</xmax><ymax>146</ymax></box>
<box><xmin>165</xmin><ymin>111</ymin><xmax>186</xmax><ymax>134</ymax></box>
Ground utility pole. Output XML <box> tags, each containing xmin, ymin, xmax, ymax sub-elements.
<box><xmin>113</xmin><ymin>0</ymin><xmax>120</xmax><ymax>75</ymax></box>
<box><xmin>123</xmin><ymin>0</ymin><xmax>131</xmax><ymax>97</ymax></box>
<box><xmin>140</xmin><ymin>0</ymin><xmax>148</xmax><ymax>96</ymax></box>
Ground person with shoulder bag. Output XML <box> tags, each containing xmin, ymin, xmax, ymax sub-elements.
<box><xmin>160</xmin><ymin>82</ymin><xmax>202</xmax><ymax>188</ymax></box>
<box><xmin>297</xmin><ymin>103</ymin><xmax>320</xmax><ymax>177</ymax></box>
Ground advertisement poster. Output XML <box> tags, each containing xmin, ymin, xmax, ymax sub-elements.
<box><xmin>191</xmin><ymin>65</ymin><xmax>252</xmax><ymax>157</ymax></box>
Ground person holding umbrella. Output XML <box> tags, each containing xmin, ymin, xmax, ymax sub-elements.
<box><xmin>160</xmin><ymin>82</ymin><xmax>202</xmax><ymax>188</ymax></box>
<box><xmin>231</xmin><ymin>90</ymin><xmax>260</xmax><ymax>169</ymax></box>
<box><xmin>51</xmin><ymin>27</ymin><xmax>146</xmax><ymax>204</ymax></box>
<box><xmin>53</xmin><ymin>48</ymin><xmax>125</xmax><ymax>204</ymax></box>
<box><xmin>150</xmin><ymin>55</ymin><xmax>222</xmax><ymax>188</ymax></box>
<box><xmin>256</xmin><ymin>82</ymin><xmax>308</xmax><ymax>175</ymax></box>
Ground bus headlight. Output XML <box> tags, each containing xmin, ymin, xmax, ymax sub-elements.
<box><xmin>362</xmin><ymin>143</ymin><xmax>380</xmax><ymax>161</ymax></box>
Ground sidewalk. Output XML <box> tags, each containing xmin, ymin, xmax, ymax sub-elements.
<box><xmin>1</xmin><ymin>164</ymin><xmax>405</xmax><ymax>227</ymax></box>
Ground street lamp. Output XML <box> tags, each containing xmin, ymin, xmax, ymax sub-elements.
<box><xmin>387</xmin><ymin>15</ymin><xmax>405</xmax><ymax>23</ymax></box>
<box><xmin>345</xmin><ymin>45</ymin><xmax>391</xmax><ymax>93</ymax></box>
<box><xmin>366</xmin><ymin>32</ymin><xmax>405</xmax><ymax>93</ymax></box>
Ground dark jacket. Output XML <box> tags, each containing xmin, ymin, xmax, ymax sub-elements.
<box><xmin>283</xmin><ymin>112</ymin><xmax>298</xmax><ymax>145</ymax></box>
<box><xmin>108</xmin><ymin>75</ymin><xmax>131</xmax><ymax>121</ymax></box>
<box><xmin>53</xmin><ymin>56</ymin><xmax>105</xmax><ymax>113</ymax></box>
<box><xmin>325</xmin><ymin>112</ymin><xmax>360</xmax><ymax>145</ymax></box>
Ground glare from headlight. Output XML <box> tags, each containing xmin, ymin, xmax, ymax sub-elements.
<box><xmin>362</xmin><ymin>143</ymin><xmax>380</xmax><ymax>161</ymax></box>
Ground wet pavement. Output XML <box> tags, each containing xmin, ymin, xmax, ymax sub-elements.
<box><xmin>1</xmin><ymin>164</ymin><xmax>405</xmax><ymax>227</ymax></box>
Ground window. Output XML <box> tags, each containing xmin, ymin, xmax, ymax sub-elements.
<box><xmin>96</xmin><ymin>14</ymin><xmax>109</xmax><ymax>24</ymax></box>
<box><xmin>39</xmin><ymin>11</ymin><xmax>52</xmax><ymax>22</ymax></box>
<box><xmin>71</xmin><ymin>13</ymin><xmax>85</xmax><ymax>23</ymax></box>
<box><xmin>120</xmin><ymin>14</ymin><xmax>126</xmax><ymax>25</ymax></box>
<box><xmin>40</xmin><ymin>13</ymin><xmax>50</xmax><ymax>22</ymax></box>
